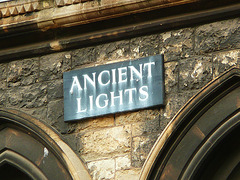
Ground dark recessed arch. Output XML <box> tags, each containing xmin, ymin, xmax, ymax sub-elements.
<box><xmin>140</xmin><ymin>67</ymin><xmax>240</xmax><ymax>180</ymax></box>
<box><xmin>0</xmin><ymin>149</ymin><xmax>47</xmax><ymax>180</ymax></box>
<box><xmin>0</xmin><ymin>108</ymin><xmax>91</xmax><ymax>180</ymax></box>
<box><xmin>0</xmin><ymin>163</ymin><xmax>32</xmax><ymax>180</ymax></box>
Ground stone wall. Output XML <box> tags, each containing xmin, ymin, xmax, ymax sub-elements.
<box><xmin>0</xmin><ymin>17</ymin><xmax>240</xmax><ymax>179</ymax></box>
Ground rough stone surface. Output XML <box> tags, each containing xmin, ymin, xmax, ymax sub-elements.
<box><xmin>75</xmin><ymin>115</ymin><xmax>115</xmax><ymax>133</ymax></box>
<box><xmin>7</xmin><ymin>58</ymin><xmax>38</xmax><ymax>87</ymax></box>
<box><xmin>159</xmin><ymin>91</ymin><xmax>198</xmax><ymax>130</ymax></box>
<box><xmin>195</xmin><ymin>18</ymin><xmax>240</xmax><ymax>54</ymax></box>
<box><xmin>96</xmin><ymin>40</ymin><xmax>130</xmax><ymax>62</ymax></box>
<box><xmin>79</xmin><ymin>125</ymin><xmax>131</xmax><ymax>162</ymax></box>
<box><xmin>0</xmin><ymin>63</ymin><xmax>7</xmax><ymax>81</ymax></box>
<box><xmin>47</xmin><ymin>99</ymin><xmax>69</xmax><ymax>134</ymax></box>
<box><xmin>0</xmin><ymin>63</ymin><xmax>7</xmax><ymax>90</ymax></box>
<box><xmin>213</xmin><ymin>50</ymin><xmax>240</xmax><ymax>78</ymax></box>
<box><xmin>116</xmin><ymin>154</ymin><xmax>131</xmax><ymax>170</ymax></box>
<box><xmin>6</xmin><ymin>83</ymin><xmax>47</xmax><ymax>108</ymax></box>
<box><xmin>179</xmin><ymin>56</ymin><xmax>212</xmax><ymax>91</ymax></box>
<box><xmin>0</xmin><ymin>80</ymin><xmax>6</xmax><ymax>90</ymax></box>
<box><xmin>130</xmin><ymin>34</ymin><xmax>160</xmax><ymax>58</ymax></box>
<box><xmin>132</xmin><ymin>133</ymin><xmax>159</xmax><ymax>167</ymax></box>
<box><xmin>160</xmin><ymin>28</ymin><xmax>194</xmax><ymax>61</ymax></box>
<box><xmin>132</xmin><ymin>118</ymin><xmax>161</xmax><ymax>137</ymax></box>
<box><xmin>24</xmin><ymin>107</ymin><xmax>48</xmax><ymax>123</ymax></box>
<box><xmin>72</xmin><ymin>47</ymin><xmax>96</xmax><ymax>68</ymax></box>
<box><xmin>40</xmin><ymin>52</ymin><xmax>71</xmax><ymax>82</ymax></box>
<box><xmin>87</xmin><ymin>159</ymin><xmax>115</xmax><ymax>180</ymax></box>
<box><xmin>62</xmin><ymin>134</ymin><xmax>78</xmax><ymax>152</ymax></box>
<box><xmin>164</xmin><ymin>61</ymin><xmax>179</xmax><ymax>94</ymax></box>
<box><xmin>115</xmin><ymin>169</ymin><xmax>141</xmax><ymax>180</ymax></box>
<box><xmin>115</xmin><ymin>109</ymin><xmax>160</xmax><ymax>125</ymax></box>
<box><xmin>47</xmin><ymin>79</ymin><xmax>63</xmax><ymax>101</ymax></box>
<box><xmin>0</xmin><ymin>90</ymin><xmax>6</xmax><ymax>107</ymax></box>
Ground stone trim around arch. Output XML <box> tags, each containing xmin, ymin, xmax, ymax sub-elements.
<box><xmin>0</xmin><ymin>108</ymin><xmax>91</xmax><ymax>180</ymax></box>
<box><xmin>140</xmin><ymin>67</ymin><xmax>240</xmax><ymax>180</ymax></box>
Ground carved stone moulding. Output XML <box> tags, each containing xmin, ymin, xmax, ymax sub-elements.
<box><xmin>0</xmin><ymin>0</ymin><xmax>92</xmax><ymax>18</ymax></box>
<box><xmin>0</xmin><ymin>0</ymin><xmax>47</xmax><ymax>18</ymax></box>
<box><xmin>56</xmin><ymin>0</ymin><xmax>91</xmax><ymax>7</ymax></box>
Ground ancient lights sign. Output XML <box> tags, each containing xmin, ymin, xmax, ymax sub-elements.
<box><xmin>63</xmin><ymin>55</ymin><xmax>164</xmax><ymax>121</ymax></box>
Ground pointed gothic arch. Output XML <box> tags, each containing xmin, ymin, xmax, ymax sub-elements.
<box><xmin>140</xmin><ymin>68</ymin><xmax>240</xmax><ymax>179</ymax></box>
<box><xmin>0</xmin><ymin>108</ymin><xmax>91</xmax><ymax>180</ymax></box>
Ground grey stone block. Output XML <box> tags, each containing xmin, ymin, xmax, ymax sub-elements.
<box><xmin>179</xmin><ymin>56</ymin><xmax>212</xmax><ymax>91</ymax></box>
<box><xmin>195</xmin><ymin>18</ymin><xmax>240</xmax><ymax>54</ymax></box>
<box><xmin>7</xmin><ymin>58</ymin><xmax>39</xmax><ymax>87</ymax></box>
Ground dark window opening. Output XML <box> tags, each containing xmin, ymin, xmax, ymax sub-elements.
<box><xmin>0</xmin><ymin>163</ymin><xmax>32</xmax><ymax>180</ymax></box>
<box><xmin>194</xmin><ymin>124</ymin><xmax>240</xmax><ymax>180</ymax></box>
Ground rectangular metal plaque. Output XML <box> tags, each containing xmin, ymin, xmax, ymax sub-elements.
<box><xmin>63</xmin><ymin>55</ymin><xmax>164</xmax><ymax>121</ymax></box>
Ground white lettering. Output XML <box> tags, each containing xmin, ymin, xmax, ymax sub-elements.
<box><xmin>110</xmin><ymin>90</ymin><xmax>123</xmax><ymax>106</ymax></box>
<box><xmin>144</xmin><ymin>62</ymin><xmax>155</xmax><ymax>77</ymax></box>
<box><xmin>118</xmin><ymin>67</ymin><xmax>127</xmax><ymax>83</ymax></box>
<box><xmin>98</xmin><ymin>70</ymin><xmax>110</xmax><ymax>86</ymax></box>
<box><xmin>77</xmin><ymin>98</ymin><xmax>87</xmax><ymax>113</ymax></box>
<box><xmin>139</xmin><ymin>86</ymin><xmax>149</xmax><ymax>101</ymax></box>
<box><xmin>96</xmin><ymin>94</ymin><xmax>109</xmax><ymax>108</ymax></box>
<box><xmin>89</xmin><ymin>95</ymin><xmax>93</xmax><ymax>110</ymax></box>
<box><xmin>124</xmin><ymin>88</ymin><xmax>137</xmax><ymax>103</ymax></box>
<box><xmin>70</xmin><ymin>60</ymin><xmax>158</xmax><ymax>116</ymax></box>
<box><xmin>129</xmin><ymin>64</ymin><xmax>143</xmax><ymax>81</ymax></box>
<box><xmin>83</xmin><ymin>73</ymin><xmax>96</xmax><ymax>89</ymax></box>
<box><xmin>111</xmin><ymin>69</ymin><xmax>117</xmax><ymax>84</ymax></box>
<box><xmin>70</xmin><ymin>76</ymin><xmax>82</xmax><ymax>94</ymax></box>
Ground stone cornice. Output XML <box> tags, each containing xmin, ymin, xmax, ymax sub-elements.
<box><xmin>0</xmin><ymin>0</ymin><xmax>197</xmax><ymax>31</ymax></box>
<box><xmin>1</xmin><ymin>0</ymin><xmax>239</xmax><ymax>62</ymax></box>
<box><xmin>56</xmin><ymin>0</ymin><xmax>91</xmax><ymax>7</ymax></box>
<box><xmin>0</xmin><ymin>0</ymin><xmax>51</xmax><ymax>18</ymax></box>
<box><xmin>0</xmin><ymin>0</ymin><xmax>93</xmax><ymax>18</ymax></box>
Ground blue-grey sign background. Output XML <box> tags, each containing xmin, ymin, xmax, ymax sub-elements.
<box><xmin>63</xmin><ymin>55</ymin><xmax>164</xmax><ymax>121</ymax></box>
